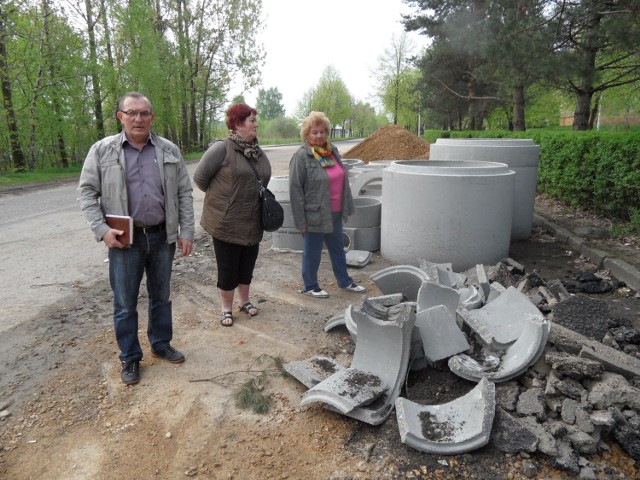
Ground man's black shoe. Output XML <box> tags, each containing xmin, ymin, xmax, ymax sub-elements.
<box><xmin>151</xmin><ymin>344</ymin><xmax>185</xmax><ymax>364</ymax></box>
<box><xmin>121</xmin><ymin>360</ymin><xmax>140</xmax><ymax>385</ymax></box>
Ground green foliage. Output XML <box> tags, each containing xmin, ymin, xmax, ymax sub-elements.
<box><xmin>256</xmin><ymin>87</ymin><xmax>285</xmax><ymax>120</ymax></box>
<box><xmin>259</xmin><ymin>116</ymin><xmax>299</xmax><ymax>141</ymax></box>
<box><xmin>234</xmin><ymin>373</ymin><xmax>272</xmax><ymax>414</ymax></box>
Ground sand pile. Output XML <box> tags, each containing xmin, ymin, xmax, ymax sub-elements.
<box><xmin>342</xmin><ymin>124</ymin><xmax>430</xmax><ymax>162</ymax></box>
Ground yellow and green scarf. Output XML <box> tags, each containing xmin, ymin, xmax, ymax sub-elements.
<box><xmin>310</xmin><ymin>143</ymin><xmax>336</xmax><ymax>168</ymax></box>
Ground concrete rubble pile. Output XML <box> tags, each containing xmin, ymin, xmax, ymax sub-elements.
<box><xmin>284</xmin><ymin>258</ymin><xmax>640</xmax><ymax>476</ymax></box>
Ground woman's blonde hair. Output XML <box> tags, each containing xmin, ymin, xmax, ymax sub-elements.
<box><xmin>300</xmin><ymin>111</ymin><xmax>331</xmax><ymax>140</ymax></box>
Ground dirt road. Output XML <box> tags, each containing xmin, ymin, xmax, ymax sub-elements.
<box><xmin>1</xmin><ymin>141</ymin><xmax>639</xmax><ymax>479</ymax></box>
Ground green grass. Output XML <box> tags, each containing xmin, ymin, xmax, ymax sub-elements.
<box><xmin>0</xmin><ymin>165</ymin><xmax>83</xmax><ymax>188</ymax></box>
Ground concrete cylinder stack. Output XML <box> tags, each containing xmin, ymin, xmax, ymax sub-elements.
<box><xmin>429</xmin><ymin>138</ymin><xmax>539</xmax><ymax>240</ymax></box>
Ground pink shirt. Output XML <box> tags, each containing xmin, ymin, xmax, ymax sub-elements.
<box><xmin>326</xmin><ymin>163</ymin><xmax>345</xmax><ymax>212</ymax></box>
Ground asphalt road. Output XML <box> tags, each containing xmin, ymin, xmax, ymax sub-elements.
<box><xmin>0</xmin><ymin>140</ymin><xmax>360</xmax><ymax>333</ymax></box>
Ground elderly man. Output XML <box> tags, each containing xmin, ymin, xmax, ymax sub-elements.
<box><xmin>78</xmin><ymin>92</ymin><xmax>194</xmax><ymax>385</ymax></box>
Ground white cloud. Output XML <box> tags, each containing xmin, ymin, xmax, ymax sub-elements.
<box><xmin>236</xmin><ymin>0</ymin><xmax>427</xmax><ymax>116</ymax></box>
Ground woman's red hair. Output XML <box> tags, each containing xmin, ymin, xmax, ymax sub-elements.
<box><xmin>226</xmin><ymin>103</ymin><xmax>257</xmax><ymax>131</ymax></box>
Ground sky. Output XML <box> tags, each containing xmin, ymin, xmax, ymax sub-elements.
<box><xmin>238</xmin><ymin>0</ymin><xmax>427</xmax><ymax>117</ymax></box>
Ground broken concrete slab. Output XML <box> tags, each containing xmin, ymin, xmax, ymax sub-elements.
<box><xmin>459</xmin><ymin>286</ymin><xmax>545</xmax><ymax>349</ymax></box>
<box><xmin>491</xmin><ymin>407</ymin><xmax>539</xmax><ymax>453</ymax></box>
<box><xmin>588</xmin><ymin>372</ymin><xmax>640</xmax><ymax>410</ymax></box>
<box><xmin>416</xmin><ymin>281</ymin><xmax>460</xmax><ymax>314</ymax></box>
<box><xmin>370</xmin><ymin>265</ymin><xmax>430</xmax><ymax>301</ymax></box>
<box><xmin>415</xmin><ymin>305</ymin><xmax>470</xmax><ymax>362</ymax></box>
<box><xmin>284</xmin><ymin>356</ymin><xmax>345</xmax><ymax>389</ymax></box>
<box><xmin>418</xmin><ymin>259</ymin><xmax>467</xmax><ymax>288</ymax></box>
<box><xmin>300</xmin><ymin>367</ymin><xmax>388</xmax><ymax>414</ymax></box>
<box><xmin>549</xmin><ymin>323</ymin><xmax>640</xmax><ymax>379</ymax></box>
<box><xmin>449</xmin><ymin>314</ymin><xmax>550</xmax><ymax>383</ymax></box>
<box><xmin>338</xmin><ymin>304</ymin><xmax>416</xmax><ymax>425</ymax></box>
<box><xmin>395</xmin><ymin>377</ymin><xmax>496</xmax><ymax>454</ymax></box>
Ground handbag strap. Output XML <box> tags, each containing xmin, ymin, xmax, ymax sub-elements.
<box><xmin>241</xmin><ymin>153</ymin><xmax>266</xmax><ymax>195</ymax></box>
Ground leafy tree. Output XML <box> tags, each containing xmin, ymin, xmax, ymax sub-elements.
<box><xmin>374</xmin><ymin>32</ymin><xmax>417</xmax><ymax>125</ymax></box>
<box><xmin>260</xmin><ymin>116</ymin><xmax>298</xmax><ymax>140</ymax></box>
<box><xmin>256</xmin><ymin>87</ymin><xmax>285</xmax><ymax>120</ymax></box>
<box><xmin>310</xmin><ymin>65</ymin><xmax>353</xmax><ymax>137</ymax></box>
<box><xmin>350</xmin><ymin>100</ymin><xmax>379</xmax><ymax>138</ymax></box>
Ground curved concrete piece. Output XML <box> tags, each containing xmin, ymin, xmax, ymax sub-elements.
<box><xmin>300</xmin><ymin>367</ymin><xmax>388</xmax><ymax>413</ymax></box>
<box><xmin>343</xmin><ymin>226</ymin><xmax>381</xmax><ymax>252</ymax></box>
<box><xmin>342</xmin><ymin>158</ymin><xmax>365</xmax><ymax>169</ymax></box>
<box><xmin>381</xmin><ymin>160</ymin><xmax>515</xmax><ymax>270</ymax></box>
<box><xmin>350</xmin><ymin>168</ymin><xmax>384</xmax><ymax>197</ymax></box>
<box><xmin>434</xmin><ymin>138</ymin><xmax>535</xmax><ymax>146</ymax></box>
<box><xmin>344</xmin><ymin>196</ymin><xmax>382</xmax><ymax>228</ymax></box>
<box><xmin>346</xmin><ymin>249</ymin><xmax>372</xmax><ymax>267</ymax></box>
<box><xmin>284</xmin><ymin>356</ymin><xmax>345</xmax><ymax>389</ymax></box>
<box><xmin>395</xmin><ymin>377</ymin><xmax>496</xmax><ymax>454</ymax></box>
<box><xmin>458</xmin><ymin>286</ymin><xmax>483</xmax><ymax>310</ymax></box>
<box><xmin>340</xmin><ymin>304</ymin><xmax>416</xmax><ymax>425</ymax></box>
<box><xmin>429</xmin><ymin>140</ymin><xmax>539</xmax><ymax>241</ymax></box>
<box><xmin>324</xmin><ymin>310</ymin><xmax>348</xmax><ymax>333</ymax></box>
<box><xmin>449</xmin><ymin>315</ymin><xmax>551</xmax><ymax>383</ymax></box>
<box><xmin>416</xmin><ymin>305</ymin><xmax>470</xmax><ymax>362</ymax></box>
<box><xmin>459</xmin><ymin>286</ymin><xmax>545</xmax><ymax>349</ymax></box>
<box><xmin>370</xmin><ymin>265</ymin><xmax>431</xmax><ymax>301</ymax></box>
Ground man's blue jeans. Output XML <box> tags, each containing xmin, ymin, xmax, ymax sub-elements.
<box><xmin>302</xmin><ymin>212</ymin><xmax>353</xmax><ymax>291</ymax></box>
<box><xmin>109</xmin><ymin>229</ymin><xmax>176</xmax><ymax>362</ymax></box>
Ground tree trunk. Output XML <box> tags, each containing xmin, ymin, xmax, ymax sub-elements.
<box><xmin>0</xmin><ymin>7</ymin><xmax>26</xmax><ymax>172</ymax></box>
<box><xmin>512</xmin><ymin>84</ymin><xmax>526</xmax><ymax>131</ymax></box>
<box><xmin>572</xmin><ymin>10</ymin><xmax>601</xmax><ymax>131</ymax></box>
<box><xmin>100</xmin><ymin>0</ymin><xmax>118</xmax><ymax>131</ymax></box>
<box><xmin>588</xmin><ymin>93</ymin><xmax>600</xmax><ymax>130</ymax></box>
<box><xmin>85</xmin><ymin>0</ymin><xmax>104</xmax><ymax>138</ymax></box>
<box><xmin>42</xmin><ymin>0</ymin><xmax>68</xmax><ymax>168</ymax></box>
<box><xmin>573</xmin><ymin>89</ymin><xmax>593</xmax><ymax>130</ymax></box>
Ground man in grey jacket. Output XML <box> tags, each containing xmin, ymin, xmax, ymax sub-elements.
<box><xmin>78</xmin><ymin>92</ymin><xmax>194</xmax><ymax>385</ymax></box>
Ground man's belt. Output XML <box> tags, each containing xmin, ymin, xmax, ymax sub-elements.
<box><xmin>134</xmin><ymin>222</ymin><xmax>165</xmax><ymax>234</ymax></box>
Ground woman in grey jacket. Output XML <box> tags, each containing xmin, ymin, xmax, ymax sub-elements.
<box><xmin>193</xmin><ymin>104</ymin><xmax>271</xmax><ymax>326</ymax></box>
<box><xmin>288</xmin><ymin>112</ymin><xmax>365</xmax><ymax>298</ymax></box>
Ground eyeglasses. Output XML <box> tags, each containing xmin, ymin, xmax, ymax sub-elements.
<box><xmin>121</xmin><ymin>110</ymin><xmax>152</xmax><ymax>119</ymax></box>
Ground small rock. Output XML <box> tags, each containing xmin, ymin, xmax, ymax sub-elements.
<box><xmin>521</xmin><ymin>459</ymin><xmax>538</xmax><ymax>478</ymax></box>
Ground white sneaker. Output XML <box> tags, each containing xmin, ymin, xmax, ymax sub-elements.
<box><xmin>342</xmin><ymin>283</ymin><xmax>365</xmax><ymax>293</ymax></box>
<box><xmin>303</xmin><ymin>288</ymin><xmax>329</xmax><ymax>298</ymax></box>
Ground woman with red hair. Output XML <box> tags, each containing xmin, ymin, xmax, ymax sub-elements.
<box><xmin>194</xmin><ymin>103</ymin><xmax>271</xmax><ymax>326</ymax></box>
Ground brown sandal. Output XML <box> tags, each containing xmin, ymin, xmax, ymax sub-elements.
<box><xmin>239</xmin><ymin>302</ymin><xmax>258</xmax><ymax>316</ymax></box>
<box><xmin>220</xmin><ymin>311</ymin><xmax>234</xmax><ymax>327</ymax></box>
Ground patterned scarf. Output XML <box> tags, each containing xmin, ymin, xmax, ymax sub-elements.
<box><xmin>228</xmin><ymin>131</ymin><xmax>262</xmax><ymax>163</ymax></box>
<box><xmin>310</xmin><ymin>143</ymin><xmax>336</xmax><ymax>168</ymax></box>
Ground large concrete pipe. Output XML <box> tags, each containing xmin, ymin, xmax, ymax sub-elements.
<box><xmin>429</xmin><ymin>138</ymin><xmax>539</xmax><ymax>240</ymax></box>
<box><xmin>381</xmin><ymin>160</ymin><xmax>515</xmax><ymax>271</ymax></box>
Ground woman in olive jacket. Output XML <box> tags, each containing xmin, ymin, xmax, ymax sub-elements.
<box><xmin>194</xmin><ymin>104</ymin><xmax>271</xmax><ymax>326</ymax></box>
<box><xmin>289</xmin><ymin>111</ymin><xmax>365</xmax><ymax>298</ymax></box>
